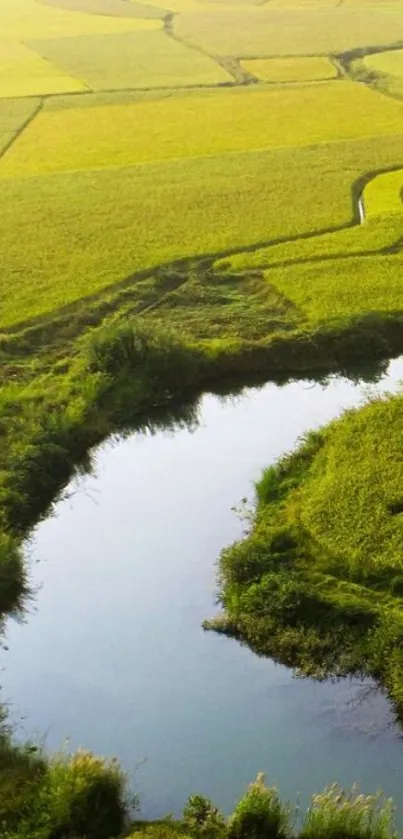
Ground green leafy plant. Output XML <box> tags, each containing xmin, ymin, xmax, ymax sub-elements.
<box><xmin>227</xmin><ymin>774</ymin><xmax>292</xmax><ymax>839</ymax></box>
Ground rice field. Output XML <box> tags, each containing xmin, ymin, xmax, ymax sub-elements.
<box><xmin>3</xmin><ymin>82</ymin><xmax>403</xmax><ymax>179</ymax></box>
<box><xmin>241</xmin><ymin>56</ymin><xmax>337</xmax><ymax>83</ymax></box>
<box><xmin>0</xmin><ymin>0</ymin><xmax>160</xmax><ymax>40</ymax></box>
<box><xmin>40</xmin><ymin>0</ymin><xmax>166</xmax><ymax>19</ymax></box>
<box><xmin>2</xmin><ymin>0</ymin><xmax>403</xmax><ymax>333</ymax></box>
<box><xmin>0</xmin><ymin>98</ymin><xmax>41</xmax><ymax>153</ymax></box>
<box><xmin>30</xmin><ymin>29</ymin><xmax>231</xmax><ymax>92</ymax></box>
<box><xmin>258</xmin><ymin>250</ymin><xmax>403</xmax><ymax>328</ymax></box>
<box><xmin>173</xmin><ymin>6</ymin><xmax>403</xmax><ymax>58</ymax></box>
<box><xmin>0</xmin><ymin>40</ymin><xmax>87</xmax><ymax>98</ymax></box>
<box><xmin>363</xmin><ymin>48</ymin><xmax>403</xmax><ymax>81</ymax></box>
<box><xmin>2</xmin><ymin>130</ymin><xmax>403</xmax><ymax>328</ymax></box>
<box><xmin>363</xmin><ymin>169</ymin><xmax>403</xmax><ymax>217</ymax></box>
<box><xmin>215</xmin><ymin>215</ymin><xmax>403</xmax><ymax>273</ymax></box>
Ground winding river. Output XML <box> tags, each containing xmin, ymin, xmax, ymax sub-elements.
<box><xmin>3</xmin><ymin>360</ymin><xmax>403</xmax><ymax>820</ymax></box>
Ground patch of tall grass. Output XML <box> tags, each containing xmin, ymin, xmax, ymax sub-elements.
<box><xmin>300</xmin><ymin>785</ymin><xmax>396</xmax><ymax>839</ymax></box>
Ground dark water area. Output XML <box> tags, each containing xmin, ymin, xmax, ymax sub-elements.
<box><xmin>3</xmin><ymin>359</ymin><xmax>403</xmax><ymax>819</ymax></box>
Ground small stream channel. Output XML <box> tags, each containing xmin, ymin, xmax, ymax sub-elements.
<box><xmin>3</xmin><ymin>359</ymin><xmax>403</xmax><ymax>819</ymax></box>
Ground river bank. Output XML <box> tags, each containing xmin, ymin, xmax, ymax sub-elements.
<box><xmin>4</xmin><ymin>360</ymin><xmax>403</xmax><ymax>819</ymax></box>
<box><xmin>207</xmin><ymin>376</ymin><xmax>403</xmax><ymax>722</ymax></box>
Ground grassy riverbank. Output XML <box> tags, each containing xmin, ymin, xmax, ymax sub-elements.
<box><xmin>3</xmin><ymin>275</ymin><xmax>403</xmax><ymax>622</ymax></box>
<box><xmin>206</xmin><ymin>387</ymin><xmax>403</xmax><ymax>720</ymax></box>
<box><xmin>4</xmin><ymin>222</ymin><xmax>403</xmax><ymax>617</ymax></box>
<box><xmin>0</xmin><ymin>717</ymin><xmax>397</xmax><ymax>839</ymax></box>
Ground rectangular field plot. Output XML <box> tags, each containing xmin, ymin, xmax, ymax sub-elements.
<box><xmin>242</xmin><ymin>57</ymin><xmax>337</xmax><ymax>83</ymax></box>
<box><xmin>41</xmin><ymin>0</ymin><xmax>165</xmax><ymax>19</ymax></box>
<box><xmin>30</xmin><ymin>30</ymin><xmax>231</xmax><ymax>92</ymax></box>
<box><xmin>2</xmin><ymin>82</ymin><xmax>403</xmax><ymax>178</ymax></box>
<box><xmin>2</xmin><ymin>132</ymin><xmax>403</xmax><ymax>327</ymax></box>
<box><xmin>174</xmin><ymin>6</ymin><xmax>403</xmax><ymax>57</ymax></box>
<box><xmin>0</xmin><ymin>41</ymin><xmax>87</xmax><ymax>98</ymax></box>
<box><xmin>0</xmin><ymin>0</ymin><xmax>161</xmax><ymax>40</ymax></box>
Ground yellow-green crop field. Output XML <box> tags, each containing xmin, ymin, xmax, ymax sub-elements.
<box><xmin>241</xmin><ymin>56</ymin><xmax>337</xmax><ymax>83</ymax></box>
<box><xmin>173</xmin><ymin>6</ymin><xmax>403</xmax><ymax>58</ymax></box>
<box><xmin>29</xmin><ymin>29</ymin><xmax>231</xmax><ymax>91</ymax></box>
<box><xmin>2</xmin><ymin>0</ymin><xmax>403</xmax><ymax>333</ymax></box>
<box><xmin>3</xmin><ymin>83</ymin><xmax>403</xmax><ymax>179</ymax></box>
<box><xmin>363</xmin><ymin>169</ymin><xmax>403</xmax><ymax>217</ymax></box>
<box><xmin>0</xmin><ymin>97</ymin><xmax>41</xmax><ymax>152</ymax></box>
<box><xmin>364</xmin><ymin>47</ymin><xmax>403</xmax><ymax>80</ymax></box>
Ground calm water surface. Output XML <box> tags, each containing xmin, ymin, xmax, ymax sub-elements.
<box><xmin>3</xmin><ymin>361</ymin><xmax>403</xmax><ymax>818</ymax></box>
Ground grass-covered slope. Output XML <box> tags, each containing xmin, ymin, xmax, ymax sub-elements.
<box><xmin>206</xmin><ymin>389</ymin><xmax>403</xmax><ymax>719</ymax></box>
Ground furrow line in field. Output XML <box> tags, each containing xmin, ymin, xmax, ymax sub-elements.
<box><xmin>0</xmin><ymin>100</ymin><xmax>44</xmax><ymax>163</ymax></box>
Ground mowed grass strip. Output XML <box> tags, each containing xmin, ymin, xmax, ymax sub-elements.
<box><xmin>3</xmin><ymin>82</ymin><xmax>403</xmax><ymax>178</ymax></box>
<box><xmin>0</xmin><ymin>97</ymin><xmax>41</xmax><ymax>154</ymax></box>
<box><xmin>0</xmin><ymin>40</ymin><xmax>87</xmax><ymax>98</ymax></box>
<box><xmin>363</xmin><ymin>169</ymin><xmax>403</xmax><ymax>217</ymax></box>
<box><xmin>29</xmin><ymin>30</ymin><xmax>231</xmax><ymax>94</ymax></box>
<box><xmin>174</xmin><ymin>6</ymin><xmax>403</xmax><ymax>57</ymax></box>
<box><xmin>2</xmin><ymin>133</ymin><xmax>403</xmax><ymax>327</ymax></box>
<box><xmin>241</xmin><ymin>56</ymin><xmax>337</xmax><ymax>83</ymax></box>
<box><xmin>40</xmin><ymin>0</ymin><xmax>165</xmax><ymax>18</ymax></box>
<box><xmin>0</xmin><ymin>0</ymin><xmax>161</xmax><ymax>40</ymax></box>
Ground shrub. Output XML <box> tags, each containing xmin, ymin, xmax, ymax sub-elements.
<box><xmin>32</xmin><ymin>749</ymin><xmax>132</xmax><ymax>839</ymax></box>
<box><xmin>183</xmin><ymin>794</ymin><xmax>226</xmax><ymax>839</ymax></box>
<box><xmin>300</xmin><ymin>784</ymin><xmax>397</xmax><ymax>839</ymax></box>
<box><xmin>85</xmin><ymin>321</ymin><xmax>202</xmax><ymax>395</ymax></box>
<box><xmin>227</xmin><ymin>774</ymin><xmax>292</xmax><ymax>839</ymax></box>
